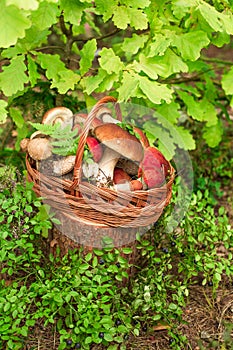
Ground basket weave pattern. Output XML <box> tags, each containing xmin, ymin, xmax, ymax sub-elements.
<box><xmin>26</xmin><ymin>96</ymin><xmax>175</xmax><ymax>230</ymax></box>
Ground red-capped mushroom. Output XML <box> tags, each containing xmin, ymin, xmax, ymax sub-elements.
<box><xmin>86</xmin><ymin>136</ymin><xmax>103</xmax><ymax>162</ymax></box>
<box><xmin>113</xmin><ymin>168</ymin><xmax>132</xmax><ymax>191</ymax></box>
<box><xmin>142</xmin><ymin>168</ymin><xmax>165</xmax><ymax>189</ymax></box>
<box><xmin>139</xmin><ymin>147</ymin><xmax>170</xmax><ymax>178</ymax></box>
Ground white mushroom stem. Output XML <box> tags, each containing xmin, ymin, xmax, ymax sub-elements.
<box><xmin>102</xmin><ymin>114</ymin><xmax>119</xmax><ymax>124</ymax></box>
<box><xmin>97</xmin><ymin>147</ymin><xmax>120</xmax><ymax>182</ymax></box>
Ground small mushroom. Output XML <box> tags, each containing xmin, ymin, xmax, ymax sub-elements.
<box><xmin>95</xmin><ymin>107</ymin><xmax>116</xmax><ymax>124</ymax></box>
<box><xmin>20</xmin><ymin>138</ymin><xmax>30</xmax><ymax>152</ymax></box>
<box><xmin>53</xmin><ymin>155</ymin><xmax>76</xmax><ymax>176</ymax></box>
<box><xmin>42</xmin><ymin>107</ymin><xmax>74</xmax><ymax>129</ymax></box>
<box><xmin>27</xmin><ymin>138</ymin><xmax>52</xmax><ymax>161</ymax></box>
<box><xmin>93</xmin><ymin>123</ymin><xmax>143</xmax><ymax>186</ymax></box>
<box><xmin>130</xmin><ymin>179</ymin><xmax>143</xmax><ymax>191</ymax></box>
<box><xmin>113</xmin><ymin>168</ymin><xmax>132</xmax><ymax>191</ymax></box>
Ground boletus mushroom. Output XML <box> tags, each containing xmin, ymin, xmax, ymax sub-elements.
<box><xmin>93</xmin><ymin>123</ymin><xmax>143</xmax><ymax>186</ymax></box>
<box><xmin>42</xmin><ymin>106</ymin><xmax>74</xmax><ymax>129</ymax></box>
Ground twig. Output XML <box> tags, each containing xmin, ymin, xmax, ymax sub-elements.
<box><xmin>59</xmin><ymin>14</ymin><xmax>72</xmax><ymax>38</ymax></box>
<box><xmin>201</xmin><ymin>55</ymin><xmax>233</xmax><ymax>66</ymax></box>
<box><xmin>71</xmin><ymin>28</ymin><xmax>121</xmax><ymax>45</ymax></box>
<box><xmin>35</xmin><ymin>46</ymin><xmax>64</xmax><ymax>52</ymax></box>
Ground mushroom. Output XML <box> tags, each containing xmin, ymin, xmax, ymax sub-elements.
<box><xmin>113</xmin><ymin>168</ymin><xmax>132</xmax><ymax>191</ymax></box>
<box><xmin>27</xmin><ymin>137</ymin><xmax>52</xmax><ymax>161</ymax></box>
<box><xmin>141</xmin><ymin>168</ymin><xmax>165</xmax><ymax>189</ymax></box>
<box><xmin>86</xmin><ymin>136</ymin><xmax>103</xmax><ymax>162</ymax></box>
<box><xmin>95</xmin><ymin>107</ymin><xmax>116</xmax><ymax>124</ymax></box>
<box><xmin>42</xmin><ymin>107</ymin><xmax>74</xmax><ymax>129</ymax></box>
<box><xmin>20</xmin><ymin>138</ymin><xmax>30</xmax><ymax>152</ymax></box>
<box><xmin>81</xmin><ymin>136</ymin><xmax>103</xmax><ymax>181</ymax></box>
<box><xmin>138</xmin><ymin>147</ymin><xmax>170</xmax><ymax>189</ymax></box>
<box><xmin>113</xmin><ymin>168</ymin><xmax>143</xmax><ymax>191</ymax></box>
<box><xmin>130</xmin><ymin>179</ymin><xmax>143</xmax><ymax>191</ymax></box>
<box><xmin>93</xmin><ymin>123</ymin><xmax>143</xmax><ymax>186</ymax></box>
<box><xmin>116</xmin><ymin>158</ymin><xmax>139</xmax><ymax>176</ymax></box>
<box><xmin>138</xmin><ymin>147</ymin><xmax>170</xmax><ymax>178</ymax></box>
<box><xmin>53</xmin><ymin>155</ymin><xmax>76</xmax><ymax>176</ymax></box>
<box><xmin>73</xmin><ymin>112</ymin><xmax>102</xmax><ymax>134</ymax></box>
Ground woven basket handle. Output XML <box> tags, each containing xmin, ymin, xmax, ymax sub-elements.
<box><xmin>71</xmin><ymin>96</ymin><xmax>122</xmax><ymax>189</ymax></box>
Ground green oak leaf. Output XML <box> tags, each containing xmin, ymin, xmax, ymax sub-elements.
<box><xmin>0</xmin><ymin>55</ymin><xmax>29</xmax><ymax>96</ymax></box>
<box><xmin>60</xmin><ymin>0</ymin><xmax>87</xmax><ymax>25</ymax></box>
<box><xmin>127</xmin><ymin>8</ymin><xmax>148</xmax><ymax>30</ymax></box>
<box><xmin>138</xmin><ymin>49</ymin><xmax>188</xmax><ymax>78</ymax></box>
<box><xmin>171</xmin><ymin>0</ymin><xmax>196</xmax><ymax>19</ymax></box>
<box><xmin>148</xmin><ymin>34</ymin><xmax>172</xmax><ymax>57</ymax></box>
<box><xmin>211</xmin><ymin>31</ymin><xmax>231</xmax><ymax>48</ymax></box>
<box><xmin>199</xmin><ymin>98</ymin><xmax>218</xmax><ymax>127</ymax></box>
<box><xmin>138</xmin><ymin>76</ymin><xmax>173</xmax><ymax>104</ymax></box>
<box><xmin>172</xmin><ymin>31</ymin><xmax>210</xmax><ymax>61</ymax></box>
<box><xmin>172</xmin><ymin>125</ymin><xmax>196</xmax><ymax>150</ymax></box>
<box><xmin>99</xmin><ymin>48</ymin><xmax>124</xmax><ymax>74</ymax></box>
<box><xmin>157</xmin><ymin>101</ymin><xmax>180</xmax><ymax>124</ymax></box>
<box><xmin>133</xmin><ymin>54</ymin><xmax>158</xmax><ymax>80</ymax></box>
<box><xmin>96</xmin><ymin>72</ymin><xmax>118</xmax><ymax>93</ymax></box>
<box><xmin>177</xmin><ymin>90</ymin><xmax>203</xmax><ymax>121</ymax></box>
<box><xmin>124</xmin><ymin>0</ymin><xmax>150</xmax><ymax>8</ymax></box>
<box><xmin>220</xmin><ymin>11</ymin><xmax>233</xmax><ymax>35</ymax></box>
<box><xmin>27</xmin><ymin>55</ymin><xmax>40</xmax><ymax>87</ymax></box>
<box><xmin>197</xmin><ymin>2</ymin><xmax>223</xmax><ymax>32</ymax></box>
<box><xmin>0</xmin><ymin>1</ymin><xmax>31</xmax><ymax>48</ymax></box>
<box><xmin>53</xmin><ymin>70</ymin><xmax>80</xmax><ymax>94</ymax></box>
<box><xmin>79</xmin><ymin>39</ymin><xmax>97</xmax><ymax>75</ymax></box>
<box><xmin>202</xmin><ymin>122</ymin><xmax>223</xmax><ymax>148</ymax></box>
<box><xmin>122</xmin><ymin>34</ymin><xmax>148</xmax><ymax>55</ymax></box>
<box><xmin>95</xmin><ymin>0</ymin><xmax>117</xmax><ymax>22</ymax></box>
<box><xmin>30</xmin><ymin>1</ymin><xmax>59</xmax><ymax>30</ymax></box>
<box><xmin>112</xmin><ymin>6</ymin><xmax>130</xmax><ymax>29</ymax></box>
<box><xmin>153</xmin><ymin>111</ymin><xmax>195</xmax><ymax>150</ymax></box>
<box><xmin>117</xmin><ymin>72</ymin><xmax>139</xmax><ymax>102</ymax></box>
<box><xmin>36</xmin><ymin>52</ymin><xmax>80</xmax><ymax>93</ymax></box>
<box><xmin>36</xmin><ymin>52</ymin><xmax>65</xmax><ymax>79</ymax></box>
<box><xmin>9</xmin><ymin>107</ymin><xmax>24</xmax><ymax>128</ymax></box>
<box><xmin>143</xmin><ymin>120</ymin><xmax>176</xmax><ymax>159</ymax></box>
<box><xmin>6</xmin><ymin>0</ymin><xmax>39</xmax><ymax>10</ymax></box>
<box><xmin>222</xmin><ymin>66</ymin><xmax>233</xmax><ymax>95</ymax></box>
<box><xmin>2</xmin><ymin>27</ymin><xmax>50</xmax><ymax>58</ymax></box>
<box><xmin>0</xmin><ymin>100</ymin><xmax>8</xmax><ymax>124</ymax></box>
<box><xmin>82</xmin><ymin>69</ymin><xmax>107</xmax><ymax>95</ymax></box>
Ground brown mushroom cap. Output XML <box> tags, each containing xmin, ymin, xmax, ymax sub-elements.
<box><xmin>93</xmin><ymin>123</ymin><xmax>143</xmax><ymax>162</ymax></box>
<box><xmin>27</xmin><ymin>138</ymin><xmax>52</xmax><ymax>160</ymax></box>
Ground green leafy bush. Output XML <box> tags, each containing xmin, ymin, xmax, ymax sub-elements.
<box><xmin>0</xmin><ymin>165</ymin><xmax>232</xmax><ymax>350</ymax></box>
<box><xmin>0</xmin><ymin>0</ymin><xmax>233</xmax><ymax>154</ymax></box>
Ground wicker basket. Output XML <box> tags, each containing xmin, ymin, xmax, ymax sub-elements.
<box><xmin>26</xmin><ymin>96</ymin><xmax>175</xmax><ymax>250</ymax></box>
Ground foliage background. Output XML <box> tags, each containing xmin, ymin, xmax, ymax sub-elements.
<box><xmin>0</xmin><ymin>0</ymin><xmax>233</xmax><ymax>156</ymax></box>
<box><xmin>0</xmin><ymin>1</ymin><xmax>233</xmax><ymax>349</ymax></box>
